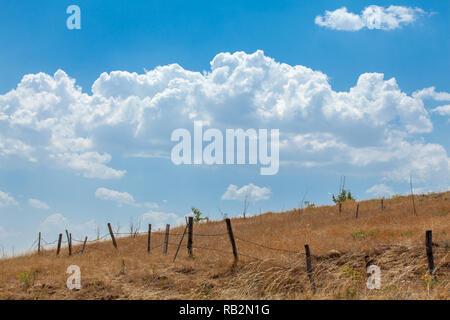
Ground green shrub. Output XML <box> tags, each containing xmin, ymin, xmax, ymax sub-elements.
<box><xmin>191</xmin><ymin>207</ymin><xmax>209</xmax><ymax>223</ymax></box>
<box><xmin>332</xmin><ymin>189</ymin><xmax>355</xmax><ymax>204</ymax></box>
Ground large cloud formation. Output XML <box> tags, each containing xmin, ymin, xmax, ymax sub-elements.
<box><xmin>315</xmin><ymin>5</ymin><xmax>426</xmax><ymax>31</ymax></box>
<box><xmin>0</xmin><ymin>50</ymin><xmax>449</xmax><ymax>187</ymax></box>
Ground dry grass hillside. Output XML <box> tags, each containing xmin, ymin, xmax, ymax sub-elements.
<box><xmin>0</xmin><ymin>192</ymin><xmax>449</xmax><ymax>300</ymax></box>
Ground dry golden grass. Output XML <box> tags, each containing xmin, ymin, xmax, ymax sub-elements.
<box><xmin>0</xmin><ymin>192</ymin><xmax>448</xmax><ymax>300</ymax></box>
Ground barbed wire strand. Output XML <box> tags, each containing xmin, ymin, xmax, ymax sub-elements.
<box><xmin>234</xmin><ymin>235</ymin><xmax>305</xmax><ymax>255</ymax></box>
<box><xmin>27</xmin><ymin>230</ymin><xmax>449</xmax><ymax>264</ymax></box>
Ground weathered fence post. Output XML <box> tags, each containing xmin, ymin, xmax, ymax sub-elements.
<box><xmin>56</xmin><ymin>233</ymin><xmax>62</xmax><ymax>256</ymax></box>
<box><xmin>338</xmin><ymin>203</ymin><xmax>342</xmax><ymax>214</ymax></box>
<box><xmin>305</xmin><ymin>244</ymin><xmax>316</xmax><ymax>293</ymax></box>
<box><xmin>355</xmin><ymin>204</ymin><xmax>359</xmax><ymax>219</ymax></box>
<box><xmin>225</xmin><ymin>218</ymin><xmax>238</xmax><ymax>263</ymax></box>
<box><xmin>38</xmin><ymin>232</ymin><xmax>41</xmax><ymax>254</ymax></box>
<box><xmin>381</xmin><ymin>198</ymin><xmax>384</xmax><ymax>211</ymax></box>
<box><xmin>65</xmin><ymin>230</ymin><xmax>71</xmax><ymax>255</ymax></box>
<box><xmin>163</xmin><ymin>224</ymin><xmax>170</xmax><ymax>255</ymax></box>
<box><xmin>147</xmin><ymin>224</ymin><xmax>152</xmax><ymax>254</ymax></box>
<box><xmin>187</xmin><ymin>216</ymin><xmax>193</xmax><ymax>257</ymax></box>
<box><xmin>173</xmin><ymin>223</ymin><xmax>188</xmax><ymax>263</ymax></box>
<box><xmin>80</xmin><ymin>236</ymin><xmax>88</xmax><ymax>254</ymax></box>
<box><xmin>68</xmin><ymin>233</ymin><xmax>72</xmax><ymax>256</ymax></box>
<box><xmin>425</xmin><ymin>230</ymin><xmax>435</xmax><ymax>277</ymax></box>
<box><xmin>107</xmin><ymin>223</ymin><xmax>118</xmax><ymax>249</ymax></box>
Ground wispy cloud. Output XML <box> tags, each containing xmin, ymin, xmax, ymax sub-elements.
<box><xmin>366</xmin><ymin>184</ymin><xmax>394</xmax><ymax>197</ymax></box>
<box><xmin>95</xmin><ymin>187</ymin><xmax>158</xmax><ymax>208</ymax></box>
<box><xmin>39</xmin><ymin>213</ymin><xmax>97</xmax><ymax>239</ymax></box>
<box><xmin>0</xmin><ymin>190</ymin><xmax>18</xmax><ymax>207</ymax></box>
<box><xmin>28</xmin><ymin>198</ymin><xmax>50</xmax><ymax>210</ymax></box>
<box><xmin>431</xmin><ymin>105</ymin><xmax>450</xmax><ymax>116</ymax></box>
<box><xmin>221</xmin><ymin>183</ymin><xmax>271</xmax><ymax>201</ymax></box>
<box><xmin>140</xmin><ymin>210</ymin><xmax>185</xmax><ymax>230</ymax></box>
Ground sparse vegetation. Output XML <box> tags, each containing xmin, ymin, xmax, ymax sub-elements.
<box><xmin>304</xmin><ymin>201</ymin><xmax>315</xmax><ymax>209</ymax></box>
<box><xmin>351</xmin><ymin>230</ymin><xmax>366</xmax><ymax>240</ymax></box>
<box><xmin>341</xmin><ymin>266</ymin><xmax>362</xmax><ymax>281</ymax></box>
<box><xmin>191</xmin><ymin>207</ymin><xmax>209</xmax><ymax>223</ymax></box>
<box><xmin>332</xmin><ymin>176</ymin><xmax>355</xmax><ymax>204</ymax></box>
<box><xmin>17</xmin><ymin>269</ymin><xmax>36</xmax><ymax>289</ymax></box>
<box><xmin>0</xmin><ymin>191</ymin><xmax>448</xmax><ymax>300</ymax></box>
<box><xmin>332</xmin><ymin>189</ymin><xmax>355</xmax><ymax>204</ymax></box>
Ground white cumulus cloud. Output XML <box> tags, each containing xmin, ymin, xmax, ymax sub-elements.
<box><xmin>140</xmin><ymin>210</ymin><xmax>185</xmax><ymax>230</ymax></box>
<box><xmin>221</xmin><ymin>183</ymin><xmax>271</xmax><ymax>201</ymax></box>
<box><xmin>315</xmin><ymin>5</ymin><xmax>426</xmax><ymax>31</ymax></box>
<box><xmin>39</xmin><ymin>213</ymin><xmax>97</xmax><ymax>239</ymax></box>
<box><xmin>0</xmin><ymin>50</ymin><xmax>448</xmax><ymax>189</ymax></box>
<box><xmin>95</xmin><ymin>187</ymin><xmax>136</xmax><ymax>206</ymax></box>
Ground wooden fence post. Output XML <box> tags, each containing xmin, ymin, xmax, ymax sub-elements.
<box><xmin>381</xmin><ymin>198</ymin><xmax>384</xmax><ymax>211</ymax></box>
<box><xmin>38</xmin><ymin>232</ymin><xmax>41</xmax><ymax>254</ymax></box>
<box><xmin>56</xmin><ymin>233</ymin><xmax>62</xmax><ymax>256</ymax></box>
<box><xmin>163</xmin><ymin>224</ymin><xmax>170</xmax><ymax>255</ymax></box>
<box><xmin>225</xmin><ymin>218</ymin><xmax>238</xmax><ymax>262</ymax></box>
<box><xmin>187</xmin><ymin>216</ymin><xmax>193</xmax><ymax>257</ymax></box>
<box><xmin>68</xmin><ymin>233</ymin><xmax>72</xmax><ymax>256</ymax></box>
<box><xmin>355</xmin><ymin>204</ymin><xmax>359</xmax><ymax>219</ymax></box>
<box><xmin>425</xmin><ymin>230</ymin><xmax>435</xmax><ymax>277</ymax></box>
<box><xmin>65</xmin><ymin>230</ymin><xmax>70</xmax><ymax>254</ymax></box>
<box><xmin>173</xmin><ymin>223</ymin><xmax>188</xmax><ymax>263</ymax></box>
<box><xmin>107</xmin><ymin>223</ymin><xmax>118</xmax><ymax>249</ymax></box>
<box><xmin>147</xmin><ymin>224</ymin><xmax>152</xmax><ymax>254</ymax></box>
<box><xmin>305</xmin><ymin>244</ymin><xmax>316</xmax><ymax>293</ymax></box>
<box><xmin>81</xmin><ymin>236</ymin><xmax>88</xmax><ymax>255</ymax></box>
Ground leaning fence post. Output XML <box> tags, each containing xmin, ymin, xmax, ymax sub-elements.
<box><xmin>163</xmin><ymin>224</ymin><xmax>170</xmax><ymax>255</ymax></box>
<box><xmin>425</xmin><ymin>230</ymin><xmax>435</xmax><ymax>277</ymax></box>
<box><xmin>107</xmin><ymin>223</ymin><xmax>118</xmax><ymax>249</ymax></box>
<box><xmin>38</xmin><ymin>232</ymin><xmax>41</xmax><ymax>254</ymax></box>
<box><xmin>65</xmin><ymin>230</ymin><xmax>71</xmax><ymax>255</ymax></box>
<box><xmin>305</xmin><ymin>244</ymin><xmax>316</xmax><ymax>293</ymax></box>
<box><xmin>355</xmin><ymin>204</ymin><xmax>359</xmax><ymax>219</ymax></box>
<box><xmin>56</xmin><ymin>233</ymin><xmax>62</xmax><ymax>256</ymax></box>
<box><xmin>81</xmin><ymin>236</ymin><xmax>88</xmax><ymax>254</ymax></box>
<box><xmin>187</xmin><ymin>216</ymin><xmax>193</xmax><ymax>257</ymax></box>
<box><xmin>225</xmin><ymin>218</ymin><xmax>238</xmax><ymax>262</ymax></box>
<box><xmin>147</xmin><ymin>224</ymin><xmax>152</xmax><ymax>254</ymax></box>
<box><xmin>68</xmin><ymin>233</ymin><xmax>72</xmax><ymax>256</ymax></box>
<box><xmin>173</xmin><ymin>223</ymin><xmax>188</xmax><ymax>263</ymax></box>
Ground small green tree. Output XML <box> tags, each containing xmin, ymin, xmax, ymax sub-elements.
<box><xmin>332</xmin><ymin>189</ymin><xmax>355</xmax><ymax>204</ymax></box>
<box><xmin>191</xmin><ymin>207</ymin><xmax>209</xmax><ymax>222</ymax></box>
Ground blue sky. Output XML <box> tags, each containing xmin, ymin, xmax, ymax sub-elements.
<box><xmin>0</xmin><ymin>1</ymin><xmax>449</xmax><ymax>254</ymax></box>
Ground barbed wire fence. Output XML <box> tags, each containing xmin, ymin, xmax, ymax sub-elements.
<box><xmin>21</xmin><ymin>216</ymin><xmax>446</xmax><ymax>292</ymax></box>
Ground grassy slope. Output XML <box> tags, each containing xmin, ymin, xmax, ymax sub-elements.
<box><xmin>0</xmin><ymin>192</ymin><xmax>449</xmax><ymax>300</ymax></box>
